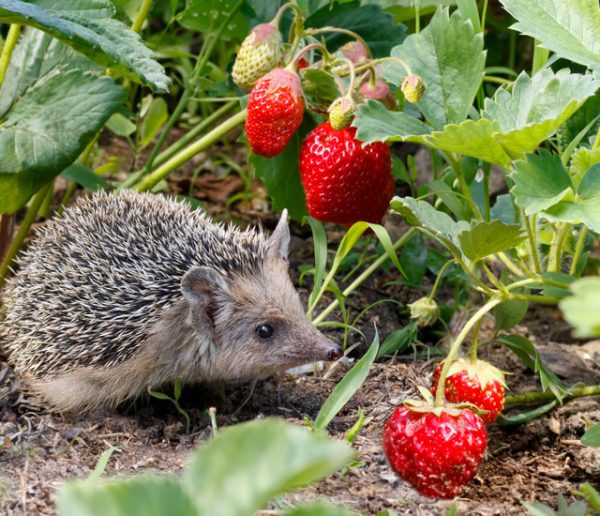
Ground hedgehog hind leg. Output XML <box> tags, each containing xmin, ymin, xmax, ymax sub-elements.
<box><xmin>31</xmin><ymin>366</ymin><xmax>146</xmax><ymax>413</ymax></box>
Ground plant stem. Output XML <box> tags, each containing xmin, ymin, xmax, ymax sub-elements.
<box><xmin>140</xmin><ymin>0</ymin><xmax>244</xmax><ymax>177</ymax></box>
<box><xmin>434</xmin><ymin>297</ymin><xmax>502</xmax><ymax>406</ymax></box>
<box><xmin>131</xmin><ymin>0</ymin><xmax>153</xmax><ymax>33</ymax></box>
<box><xmin>569</xmin><ymin>226</ymin><xmax>588</xmax><ymax>276</ymax></box>
<box><xmin>496</xmin><ymin>251</ymin><xmax>526</xmax><ymax>277</ymax></box>
<box><xmin>312</xmin><ymin>228</ymin><xmax>416</xmax><ymax>325</ymax></box>
<box><xmin>469</xmin><ymin>317</ymin><xmax>484</xmax><ymax>362</ymax></box>
<box><xmin>304</xmin><ymin>27</ymin><xmax>372</xmax><ymax>59</ymax></box>
<box><xmin>427</xmin><ymin>259</ymin><xmax>454</xmax><ymax>301</ymax></box>
<box><xmin>0</xmin><ymin>24</ymin><xmax>21</xmax><ymax>87</ymax></box>
<box><xmin>504</xmin><ymin>384</ymin><xmax>600</xmax><ymax>406</ymax></box>
<box><xmin>547</xmin><ymin>223</ymin><xmax>570</xmax><ymax>273</ymax></box>
<box><xmin>0</xmin><ymin>183</ymin><xmax>52</xmax><ymax>289</ymax></box>
<box><xmin>524</xmin><ymin>214</ymin><xmax>541</xmax><ymax>273</ymax></box>
<box><xmin>135</xmin><ymin>109</ymin><xmax>247</xmax><ymax>192</ymax></box>
<box><xmin>154</xmin><ymin>101</ymin><xmax>237</xmax><ymax>167</ymax></box>
<box><xmin>480</xmin><ymin>0</ymin><xmax>489</xmax><ymax>33</ymax></box>
<box><xmin>482</xmin><ymin>75</ymin><xmax>512</xmax><ymax>85</ymax></box>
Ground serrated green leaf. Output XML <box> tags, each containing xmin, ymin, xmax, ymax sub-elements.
<box><xmin>577</xmin><ymin>163</ymin><xmax>600</xmax><ymax>199</ymax></box>
<box><xmin>560</xmin><ymin>277</ymin><xmax>600</xmax><ymax>337</ymax></box>
<box><xmin>352</xmin><ymin>100</ymin><xmax>430</xmax><ymax>144</ymax></box>
<box><xmin>178</xmin><ymin>0</ymin><xmax>248</xmax><ymax>41</ymax></box>
<box><xmin>571</xmin><ymin>146</ymin><xmax>600</xmax><ymax>183</ymax></box>
<box><xmin>484</xmin><ymin>69</ymin><xmax>600</xmax><ymax>158</ymax></box>
<box><xmin>458</xmin><ymin>220</ymin><xmax>526</xmax><ymax>262</ymax></box>
<box><xmin>582</xmin><ymin>421</ymin><xmax>600</xmax><ymax>447</ymax></box>
<box><xmin>0</xmin><ymin>70</ymin><xmax>125</xmax><ymax>213</ymax></box>
<box><xmin>249</xmin><ymin>132</ymin><xmax>308</xmax><ymax>221</ymax></box>
<box><xmin>182</xmin><ymin>418</ymin><xmax>354</xmax><ymax>516</ymax></box>
<box><xmin>315</xmin><ymin>332</ymin><xmax>379</xmax><ymax>430</ymax></box>
<box><xmin>390</xmin><ymin>196</ymin><xmax>469</xmax><ymax>257</ymax></box>
<box><xmin>0</xmin><ymin>30</ymin><xmax>99</xmax><ymax>117</ymax></box>
<box><xmin>301</xmin><ymin>68</ymin><xmax>342</xmax><ymax>109</ymax></box>
<box><xmin>384</xmin><ymin>8</ymin><xmax>485</xmax><ymax>129</ymax></box>
<box><xmin>511</xmin><ymin>150</ymin><xmax>573</xmax><ymax>214</ymax></box>
<box><xmin>490</xmin><ymin>194</ymin><xmax>517</xmax><ymax>224</ymax></box>
<box><xmin>424</xmin><ymin>118</ymin><xmax>511</xmax><ymax>168</ymax></box>
<box><xmin>60</xmin><ymin>164</ymin><xmax>108</xmax><ymax>192</ymax></box>
<box><xmin>305</xmin><ymin>1</ymin><xmax>406</xmax><ymax>57</ymax></box>
<box><xmin>494</xmin><ymin>300</ymin><xmax>529</xmax><ymax>331</ymax></box>
<box><xmin>542</xmin><ymin>199</ymin><xmax>600</xmax><ymax>232</ymax></box>
<box><xmin>0</xmin><ymin>0</ymin><xmax>169</xmax><ymax>92</ymax></box>
<box><xmin>57</xmin><ymin>477</ymin><xmax>196</xmax><ymax>516</ymax></box>
<box><xmin>500</xmin><ymin>0</ymin><xmax>600</xmax><ymax>71</ymax></box>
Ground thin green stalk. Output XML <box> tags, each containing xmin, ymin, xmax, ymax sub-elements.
<box><xmin>414</xmin><ymin>0</ymin><xmax>421</xmax><ymax>33</ymax></box>
<box><xmin>304</xmin><ymin>27</ymin><xmax>372</xmax><ymax>59</ymax></box>
<box><xmin>434</xmin><ymin>297</ymin><xmax>502</xmax><ymax>406</ymax></box>
<box><xmin>480</xmin><ymin>0</ymin><xmax>489</xmax><ymax>33</ymax></box>
<box><xmin>39</xmin><ymin>179</ymin><xmax>55</xmax><ymax>219</ymax></box>
<box><xmin>469</xmin><ymin>317</ymin><xmax>484</xmax><ymax>362</ymax></box>
<box><xmin>496</xmin><ymin>251</ymin><xmax>526</xmax><ymax>277</ymax></box>
<box><xmin>427</xmin><ymin>259</ymin><xmax>455</xmax><ymax>301</ymax></box>
<box><xmin>312</xmin><ymin>228</ymin><xmax>416</xmax><ymax>325</ymax></box>
<box><xmin>482</xmin><ymin>75</ymin><xmax>513</xmax><ymax>85</ymax></box>
<box><xmin>531</xmin><ymin>39</ymin><xmax>549</xmax><ymax>74</ymax></box>
<box><xmin>135</xmin><ymin>109</ymin><xmax>247</xmax><ymax>192</ymax></box>
<box><xmin>504</xmin><ymin>384</ymin><xmax>600</xmax><ymax>406</ymax></box>
<box><xmin>154</xmin><ymin>101</ymin><xmax>237</xmax><ymax>167</ymax></box>
<box><xmin>57</xmin><ymin>181</ymin><xmax>78</xmax><ymax>216</ymax></box>
<box><xmin>482</xmin><ymin>164</ymin><xmax>490</xmax><ymax>221</ymax></box>
<box><xmin>0</xmin><ymin>183</ymin><xmax>53</xmax><ymax>289</ymax></box>
<box><xmin>131</xmin><ymin>0</ymin><xmax>153</xmax><ymax>33</ymax></box>
<box><xmin>0</xmin><ymin>24</ymin><xmax>21</xmax><ymax>87</ymax></box>
<box><xmin>140</xmin><ymin>0</ymin><xmax>244</xmax><ymax>177</ymax></box>
<box><xmin>570</xmin><ymin>226</ymin><xmax>588</xmax><ymax>276</ymax></box>
<box><xmin>547</xmin><ymin>223</ymin><xmax>570</xmax><ymax>273</ymax></box>
<box><xmin>524</xmin><ymin>214</ymin><xmax>541</xmax><ymax>273</ymax></box>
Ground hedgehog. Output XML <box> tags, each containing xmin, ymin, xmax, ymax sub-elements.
<box><xmin>0</xmin><ymin>191</ymin><xmax>342</xmax><ymax>412</ymax></box>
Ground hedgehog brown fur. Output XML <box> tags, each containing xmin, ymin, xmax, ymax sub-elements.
<box><xmin>1</xmin><ymin>191</ymin><xmax>341</xmax><ymax>412</ymax></box>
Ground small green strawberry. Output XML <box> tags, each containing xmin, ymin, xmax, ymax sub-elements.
<box><xmin>407</xmin><ymin>297</ymin><xmax>439</xmax><ymax>327</ymax></box>
<box><xmin>232</xmin><ymin>23</ymin><xmax>282</xmax><ymax>91</ymax></box>
<box><xmin>328</xmin><ymin>97</ymin><xmax>355</xmax><ymax>130</ymax></box>
<box><xmin>401</xmin><ymin>75</ymin><xmax>426</xmax><ymax>104</ymax></box>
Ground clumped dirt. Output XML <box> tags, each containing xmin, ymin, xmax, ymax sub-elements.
<box><xmin>1</xmin><ymin>139</ymin><xmax>600</xmax><ymax>514</ymax></box>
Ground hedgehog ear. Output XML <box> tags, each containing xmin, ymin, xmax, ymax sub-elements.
<box><xmin>266</xmin><ymin>209</ymin><xmax>290</xmax><ymax>261</ymax></box>
<box><xmin>181</xmin><ymin>266</ymin><xmax>229</xmax><ymax>305</ymax></box>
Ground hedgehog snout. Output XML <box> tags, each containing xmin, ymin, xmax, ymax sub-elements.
<box><xmin>311</xmin><ymin>332</ymin><xmax>343</xmax><ymax>362</ymax></box>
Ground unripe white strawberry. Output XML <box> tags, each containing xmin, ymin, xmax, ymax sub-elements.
<box><xmin>232</xmin><ymin>23</ymin><xmax>282</xmax><ymax>91</ymax></box>
<box><xmin>401</xmin><ymin>75</ymin><xmax>426</xmax><ymax>104</ymax></box>
<box><xmin>360</xmin><ymin>78</ymin><xmax>396</xmax><ymax>110</ymax></box>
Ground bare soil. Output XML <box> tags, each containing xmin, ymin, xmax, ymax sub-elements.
<box><xmin>1</xmin><ymin>138</ymin><xmax>600</xmax><ymax>515</ymax></box>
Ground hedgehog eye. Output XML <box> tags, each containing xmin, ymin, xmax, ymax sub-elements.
<box><xmin>256</xmin><ymin>324</ymin><xmax>274</xmax><ymax>339</ymax></box>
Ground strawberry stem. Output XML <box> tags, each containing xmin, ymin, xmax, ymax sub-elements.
<box><xmin>427</xmin><ymin>259</ymin><xmax>454</xmax><ymax>302</ymax></box>
<box><xmin>469</xmin><ymin>318</ymin><xmax>484</xmax><ymax>363</ymax></box>
<box><xmin>434</xmin><ymin>297</ymin><xmax>502</xmax><ymax>406</ymax></box>
<box><xmin>288</xmin><ymin>43</ymin><xmax>330</xmax><ymax>70</ymax></box>
<box><xmin>355</xmin><ymin>56</ymin><xmax>414</xmax><ymax>78</ymax></box>
<box><xmin>504</xmin><ymin>384</ymin><xmax>600</xmax><ymax>406</ymax></box>
<box><xmin>135</xmin><ymin>109</ymin><xmax>248</xmax><ymax>192</ymax></box>
<box><xmin>272</xmin><ymin>2</ymin><xmax>304</xmax><ymax>27</ymax></box>
<box><xmin>304</xmin><ymin>27</ymin><xmax>372</xmax><ymax>59</ymax></box>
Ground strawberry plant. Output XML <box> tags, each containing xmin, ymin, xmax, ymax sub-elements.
<box><xmin>2</xmin><ymin>0</ymin><xmax>600</xmax><ymax>511</ymax></box>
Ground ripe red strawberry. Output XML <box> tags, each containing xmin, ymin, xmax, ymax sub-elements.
<box><xmin>431</xmin><ymin>358</ymin><xmax>506</xmax><ymax>424</ymax></box>
<box><xmin>383</xmin><ymin>405</ymin><xmax>487</xmax><ymax>499</ymax></box>
<box><xmin>245</xmin><ymin>68</ymin><xmax>304</xmax><ymax>157</ymax></box>
<box><xmin>299</xmin><ymin>122</ymin><xmax>394</xmax><ymax>225</ymax></box>
<box><xmin>297</xmin><ymin>58</ymin><xmax>309</xmax><ymax>71</ymax></box>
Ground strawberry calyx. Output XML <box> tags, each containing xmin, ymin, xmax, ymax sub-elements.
<box><xmin>442</xmin><ymin>358</ymin><xmax>508</xmax><ymax>390</ymax></box>
<box><xmin>401</xmin><ymin>386</ymin><xmax>485</xmax><ymax>418</ymax></box>
<box><xmin>262</xmin><ymin>68</ymin><xmax>302</xmax><ymax>100</ymax></box>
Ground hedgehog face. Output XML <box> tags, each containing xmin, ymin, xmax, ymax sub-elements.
<box><xmin>180</xmin><ymin>212</ymin><xmax>342</xmax><ymax>381</ymax></box>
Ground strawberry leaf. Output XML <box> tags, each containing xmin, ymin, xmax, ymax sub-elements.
<box><xmin>500</xmin><ymin>0</ymin><xmax>600</xmax><ymax>71</ymax></box>
<box><xmin>183</xmin><ymin>418</ymin><xmax>354</xmax><ymax>515</ymax></box>
<box><xmin>511</xmin><ymin>150</ymin><xmax>573</xmax><ymax>215</ymax></box>
<box><xmin>353</xmin><ymin>100</ymin><xmax>431</xmax><ymax>144</ymax></box>
<box><xmin>458</xmin><ymin>220</ymin><xmax>526</xmax><ymax>262</ymax></box>
<box><xmin>483</xmin><ymin>69</ymin><xmax>600</xmax><ymax>159</ymax></box>
<box><xmin>581</xmin><ymin>422</ymin><xmax>600</xmax><ymax>447</ymax></box>
<box><xmin>390</xmin><ymin>196</ymin><xmax>470</xmax><ymax>258</ymax></box>
<box><xmin>0</xmin><ymin>32</ymin><xmax>125</xmax><ymax>214</ymax></box>
<box><xmin>305</xmin><ymin>1</ymin><xmax>406</xmax><ymax>57</ymax></box>
<box><xmin>384</xmin><ymin>8</ymin><xmax>485</xmax><ymax>129</ymax></box>
<box><xmin>0</xmin><ymin>0</ymin><xmax>169</xmax><ymax>92</ymax></box>
<box><xmin>560</xmin><ymin>277</ymin><xmax>600</xmax><ymax>337</ymax></box>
